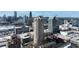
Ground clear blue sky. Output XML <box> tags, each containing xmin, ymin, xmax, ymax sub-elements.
<box><xmin>0</xmin><ymin>11</ymin><xmax>79</xmax><ymax>17</ymax></box>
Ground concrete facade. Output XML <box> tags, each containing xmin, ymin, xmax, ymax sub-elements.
<box><xmin>33</xmin><ymin>17</ymin><xmax>44</xmax><ymax>47</ymax></box>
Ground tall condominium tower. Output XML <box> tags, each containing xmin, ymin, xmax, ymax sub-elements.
<box><xmin>33</xmin><ymin>16</ymin><xmax>44</xmax><ymax>47</ymax></box>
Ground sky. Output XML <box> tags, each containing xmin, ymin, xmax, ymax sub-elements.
<box><xmin>0</xmin><ymin>11</ymin><xmax>79</xmax><ymax>17</ymax></box>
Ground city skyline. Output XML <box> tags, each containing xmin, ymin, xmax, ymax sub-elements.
<box><xmin>0</xmin><ymin>11</ymin><xmax>79</xmax><ymax>17</ymax></box>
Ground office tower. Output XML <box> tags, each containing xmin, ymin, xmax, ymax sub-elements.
<box><xmin>53</xmin><ymin>16</ymin><xmax>60</xmax><ymax>33</ymax></box>
<box><xmin>48</xmin><ymin>17</ymin><xmax>53</xmax><ymax>33</ymax></box>
<box><xmin>29</xmin><ymin>11</ymin><xmax>32</xmax><ymax>18</ymax></box>
<box><xmin>33</xmin><ymin>17</ymin><xmax>44</xmax><ymax>47</ymax></box>
<box><xmin>23</xmin><ymin>15</ymin><xmax>28</xmax><ymax>25</ymax></box>
<box><xmin>27</xmin><ymin>11</ymin><xmax>33</xmax><ymax>26</ymax></box>
<box><xmin>3</xmin><ymin>14</ymin><xmax>6</xmax><ymax>22</ymax></box>
<box><xmin>48</xmin><ymin>16</ymin><xmax>59</xmax><ymax>33</ymax></box>
<box><xmin>3</xmin><ymin>14</ymin><xmax>6</xmax><ymax>20</ymax></box>
<box><xmin>14</xmin><ymin>11</ymin><xmax>17</xmax><ymax>20</ymax></box>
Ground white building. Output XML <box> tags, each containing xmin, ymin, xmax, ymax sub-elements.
<box><xmin>33</xmin><ymin>17</ymin><xmax>44</xmax><ymax>47</ymax></box>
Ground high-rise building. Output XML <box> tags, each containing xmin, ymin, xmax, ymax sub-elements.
<box><xmin>29</xmin><ymin>11</ymin><xmax>32</xmax><ymax>18</ymax></box>
<box><xmin>33</xmin><ymin>16</ymin><xmax>44</xmax><ymax>47</ymax></box>
<box><xmin>27</xmin><ymin>11</ymin><xmax>33</xmax><ymax>26</ymax></box>
<box><xmin>48</xmin><ymin>17</ymin><xmax>53</xmax><ymax>33</ymax></box>
<box><xmin>3</xmin><ymin>14</ymin><xmax>6</xmax><ymax>22</ymax></box>
<box><xmin>14</xmin><ymin>11</ymin><xmax>17</xmax><ymax>20</ymax></box>
<box><xmin>23</xmin><ymin>15</ymin><xmax>28</xmax><ymax>25</ymax></box>
<box><xmin>53</xmin><ymin>16</ymin><xmax>60</xmax><ymax>33</ymax></box>
<box><xmin>48</xmin><ymin>16</ymin><xmax>60</xmax><ymax>33</ymax></box>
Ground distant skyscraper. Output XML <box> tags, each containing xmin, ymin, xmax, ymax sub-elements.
<box><xmin>14</xmin><ymin>11</ymin><xmax>17</xmax><ymax>20</ymax></box>
<box><xmin>3</xmin><ymin>14</ymin><xmax>6</xmax><ymax>21</ymax></box>
<box><xmin>23</xmin><ymin>15</ymin><xmax>28</xmax><ymax>25</ymax></box>
<box><xmin>48</xmin><ymin>16</ymin><xmax>59</xmax><ymax>33</ymax></box>
<box><xmin>48</xmin><ymin>17</ymin><xmax>53</xmax><ymax>33</ymax></box>
<box><xmin>33</xmin><ymin>16</ymin><xmax>44</xmax><ymax>47</ymax></box>
<box><xmin>29</xmin><ymin>11</ymin><xmax>32</xmax><ymax>18</ymax></box>
<box><xmin>27</xmin><ymin>11</ymin><xmax>33</xmax><ymax>26</ymax></box>
<box><xmin>53</xmin><ymin>16</ymin><xmax>60</xmax><ymax>33</ymax></box>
